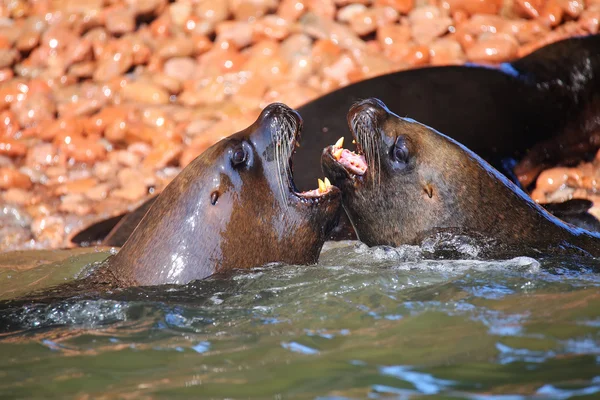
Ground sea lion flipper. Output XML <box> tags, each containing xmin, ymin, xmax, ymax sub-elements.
<box><xmin>542</xmin><ymin>199</ymin><xmax>600</xmax><ymax>233</ymax></box>
<box><xmin>102</xmin><ymin>196</ymin><xmax>158</xmax><ymax>246</ymax></box>
<box><xmin>69</xmin><ymin>196</ymin><xmax>158</xmax><ymax>247</ymax></box>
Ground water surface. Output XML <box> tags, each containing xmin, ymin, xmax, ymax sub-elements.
<box><xmin>1</xmin><ymin>241</ymin><xmax>599</xmax><ymax>399</ymax></box>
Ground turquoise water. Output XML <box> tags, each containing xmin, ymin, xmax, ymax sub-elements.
<box><xmin>0</xmin><ymin>241</ymin><xmax>600</xmax><ymax>399</ymax></box>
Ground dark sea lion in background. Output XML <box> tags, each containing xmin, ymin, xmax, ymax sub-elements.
<box><xmin>70</xmin><ymin>103</ymin><xmax>342</xmax><ymax>288</ymax></box>
<box><xmin>299</xmin><ymin>34</ymin><xmax>600</xmax><ymax>191</ymax></box>
<box><xmin>322</xmin><ymin>98</ymin><xmax>600</xmax><ymax>258</ymax></box>
<box><xmin>72</xmin><ymin>34</ymin><xmax>600</xmax><ymax>246</ymax></box>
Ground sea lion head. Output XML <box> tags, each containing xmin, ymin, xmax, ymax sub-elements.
<box><xmin>322</xmin><ymin>98</ymin><xmax>497</xmax><ymax>247</ymax></box>
<box><xmin>109</xmin><ymin>103</ymin><xmax>341</xmax><ymax>286</ymax></box>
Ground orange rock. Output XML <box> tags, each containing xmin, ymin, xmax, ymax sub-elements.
<box><xmin>429</xmin><ymin>38</ymin><xmax>467</xmax><ymax>65</ymax></box>
<box><xmin>57</xmin><ymin>135</ymin><xmax>107</xmax><ymax>163</ymax></box>
<box><xmin>408</xmin><ymin>6</ymin><xmax>453</xmax><ymax>45</ymax></box>
<box><xmin>3</xmin><ymin>188</ymin><xmax>40</xmax><ymax>206</ymax></box>
<box><xmin>349</xmin><ymin>7</ymin><xmax>399</xmax><ymax>36</ymax></box>
<box><xmin>120</xmin><ymin>81</ymin><xmax>171</xmax><ymax>105</ymax></box>
<box><xmin>466</xmin><ymin>34</ymin><xmax>519</xmax><ymax>63</ymax></box>
<box><xmin>0</xmin><ymin>110</ymin><xmax>20</xmax><ymax>138</ymax></box>
<box><xmin>443</xmin><ymin>0</ymin><xmax>502</xmax><ymax>15</ymax></box>
<box><xmin>538</xmin><ymin>1</ymin><xmax>563</xmax><ymax>27</ymax></box>
<box><xmin>85</xmin><ymin>106</ymin><xmax>132</xmax><ymax>136</ymax></box>
<box><xmin>194</xmin><ymin>0</ymin><xmax>229</xmax><ymax>25</ymax></box>
<box><xmin>10</xmin><ymin>92</ymin><xmax>56</xmax><ymax>127</ymax></box>
<box><xmin>26</xmin><ymin>143</ymin><xmax>60</xmax><ymax>167</ymax></box>
<box><xmin>59</xmin><ymin>193</ymin><xmax>92</xmax><ymax>216</ymax></box>
<box><xmin>374</xmin><ymin>0</ymin><xmax>414</xmax><ymax>14</ymax></box>
<box><xmin>514</xmin><ymin>0</ymin><xmax>544</xmax><ymax>18</ymax></box>
<box><xmin>124</xmin><ymin>121</ymin><xmax>157</xmax><ymax>143</ymax></box>
<box><xmin>0</xmin><ymin>68</ymin><xmax>13</xmax><ymax>83</ymax></box>
<box><xmin>163</xmin><ymin>57</ymin><xmax>198</xmax><ymax>81</ymax></box>
<box><xmin>190</xmin><ymin>34</ymin><xmax>212</xmax><ymax>55</ymax></box>
<box><xmin>44</xmin><ymin>118</ymin><xmax>85</xmax><ymax>141</ymax></box>
<box><xmin>112</xmin><ymin>168</ymin><xmax>148</xmax><ymax>200</ymax></box>
<box><xmin>231</xmin><ymin>0</ymin><xmax>273</xmax><ymax>21</ymax></box>
<box><xmin>93</xmin><ymin>48</ymin><xmax>134</xmax><ymax>82</ymax></box>
<box><xmin>278</xmin><ymin>0</ymin><xmax>307</xmax><ymax>21</ymax></box>
<box><xmin>535</xmin><ymin>167</ymin><xmax>577</xmax><ymax>193</ymax></box>
<box><xmin>104</xmin><ymin>7</ymin><xmax>136</xmax><ymax>35</ymax></box>
<box><xmin>254</xmin><ymin>15</ymin><xmax>291</xmax><ymax>40</ymax></box>
<box><xmin>143</xmin><ymin>140</ymin><xmax>183</xmax><ymax>169</ymax></box>
<box><xmin>557</xmin><ymin>0</ymin><xmax>584</xmax><ymax>18</ymax></box>
<box><xmin>311</xmin><ymin>39</ymin><xmax>343</xmax><ymax>68</ymax></box>
<box><xmin>195</xmin><ymin>48</ymin><xmax>248</xmax><ymax>78</ymax></box>
<box><xmin>0</xmin><ymin>138</ymin><xmax>27</xmax><ymax>156</ymax></box>
<box><xmin>149</xmin><ymin>14</ymin><xmax>172</xmax><ymax>38</ymax></box>
<box><xmin>0</xmin><ymin>167</ymin><xmax>32</xmax><ymax>189</ymax></box>
<box><xmin>377</xmin><ymin>24</ymin><xmax>411</xmax><ymax>48</ymax></box>
<box><xmin>55</xmin><ymin>177</ymin><xmax>99</xmax><ymax>195</ymax></box>
<box><xmin>156</xmin><ymin>37</ymin><xmax>195</xmax><ymax>59</ymax></box>
<box><xmin>403</xmin><ymin>44</ymin><xmax>431</xmax><ymax>66</ymax></box>
<box><xmin>85</xmin><ymin>182</ymin><xmax>112</xmax><ymax>201</ymax></box>
<box><xmin>307</xmin><ymin>0</ymin><xmax>336</xmax><ymax>20</ymax></box>
<box><xmin>579</xmin><ymin>6</ymin><xmax>600</xmax><ymax>34</ymax></box>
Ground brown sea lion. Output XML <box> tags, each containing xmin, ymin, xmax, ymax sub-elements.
<box><xmin>98</xmin><ymin>103</ymin><xmax>341</xmax><ymax>287</ymax></box>
<box><xmin>322</xmin><ymin>98</ymin><xmax>600</xmax><ymax>258</ymax></box>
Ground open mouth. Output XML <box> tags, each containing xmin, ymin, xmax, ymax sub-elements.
<box><xmin>275</xmin><ymin>109</ymin><xmax>338</xmax><ymax>201</ymax></box>
<box><xmin>327</xmin><ymin>136</ymin><xmax>368</xmax><ymax>178</ymax></box>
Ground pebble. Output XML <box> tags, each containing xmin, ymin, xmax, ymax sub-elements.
<box><xmin>120</xmin><ymin>81</ymin><xmax>171</xmax><ymax>105</ymax></box>
<box><xmin>0</xmin><ymin>167</ymin><xmax>32</xmax><ymax>189</ymax></box>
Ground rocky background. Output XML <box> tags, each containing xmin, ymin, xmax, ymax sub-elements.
<box><xmin>0</xmin><ymin>0</ymin><xmax>597</xmax><ymax>250</ymax></box>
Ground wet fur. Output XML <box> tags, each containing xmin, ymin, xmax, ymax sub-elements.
<box><xmin>323</xmin><ymin>99</ymin><xmax>600</xmax><ymax>258</ymax></box>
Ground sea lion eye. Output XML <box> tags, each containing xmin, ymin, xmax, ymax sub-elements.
<box><xmin>392</xmin><ymin>136</ymin><xmax>409</xmax><ymax>166</ymax></box>
<box><xmin>231</xmin><ymin>145</ymin><xmax>247</xmax><ymax>167</ymax></box>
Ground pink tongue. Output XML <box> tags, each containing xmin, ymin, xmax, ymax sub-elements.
<box><xmin>299</xmin><ymin>188</ymin><xmax>322</xmax><ymax>197</ymax></box>
<box><xmin>339</xmin><ymin>149</ymin><xmax>367</xmax><ymax>174</ymax></box>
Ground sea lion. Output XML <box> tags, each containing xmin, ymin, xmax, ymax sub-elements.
<box><xmin>322</xmin><ymin>98</ymin><xmax>600</xmax><ymax>258</ymax></box>
<box><xmin>99</xmin><ymin>103</ymin><xmax>341</xmax><ymax>287</ymax></box>
<box><xmin>71</xmin><ymin>34</ymin><xmax>600</xmax><ymax>246</ymax></box>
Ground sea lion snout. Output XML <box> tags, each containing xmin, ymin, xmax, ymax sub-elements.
<box><xmin>348</xmin><ymin>98</ymin><xmax>389</xmax><ymax>127</ymax></box>
<box><xmin>259</xmin><ymin>103</ymin><xmax>302</xmax><ymax>129</ymax></box>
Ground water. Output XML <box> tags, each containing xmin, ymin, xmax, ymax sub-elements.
<box><xmin>1</xmin><ymin>241</ymin><xmax>600</xmax><ymax>399</ymax></box>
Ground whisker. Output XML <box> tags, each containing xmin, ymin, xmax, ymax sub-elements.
<box><xmin>272</xmin><ymin>113</ymin><xmax>297</xmax><ymax>206</ymax></box>
<box><xmin>352</xmin><ymin>110</ymin><xmax>380</xmax><ymax>190</ymax></box>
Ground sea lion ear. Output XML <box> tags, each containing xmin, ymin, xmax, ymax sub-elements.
<box><xmin>423</xmin><ymin>183</ymin><xmax>434</xmax><ymax>199</ymax></box>
<box><xmin>210</xmin><ymin>191</ymin><xmax>219</xmax><ymax>205</ymax></box>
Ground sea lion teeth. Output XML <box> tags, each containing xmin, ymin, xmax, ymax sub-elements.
<box><xmin>318</xmin><ymin>178</ymin><xmax>326</xmax><ymax>193</ymax></box>
<box><xmin>324</xmin><ymin>177</ymin><xmax>331</xmax><ymax>188</ymax></box>
<box><xmin>334</xmin><ymin>137</ymin><xmax>344</xmax><ymax>148</ymax></box>
<box><xmin>333</xmin><ymin>148</ymin><xmax>343</xmax><ymax>160</ymax></box>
